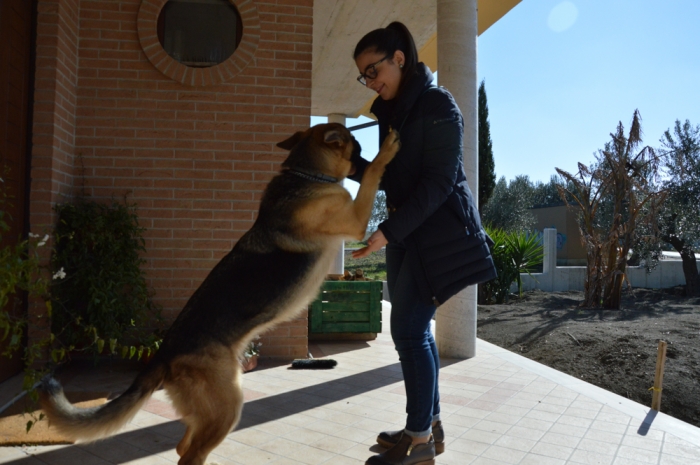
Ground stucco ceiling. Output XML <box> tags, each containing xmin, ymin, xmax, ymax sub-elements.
<box><xmin>311</xmin><ymin>0</ymin><xmax>521</xmax><ymax>118</ymax></box>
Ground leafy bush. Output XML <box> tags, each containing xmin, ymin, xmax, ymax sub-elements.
<box><xmin>51</xmin><ymin>199</ymin><xmax>162</xmax><ymax>358</ymax></box>
<box><xmin>0</xmin><ymin>176</ymin><xmax>50</xmax><ymax>364</ymax></box>
<box><xmin>480</xmin><ymin>226</ymin><xmax>544</xmax><ymax>304</ymax></box>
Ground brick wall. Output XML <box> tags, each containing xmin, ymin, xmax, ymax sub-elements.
<box><xmin>29</xmin><ymin>0</ymin><xmax>314</xmax><ymax>360</ymax></box>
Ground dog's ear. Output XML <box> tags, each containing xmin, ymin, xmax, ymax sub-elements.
<box><xmin>277</xmin><ymin>131</ymin><xmax>304</xmax><ymax>150</ymax></box>
<box><xmin>324</xmin><ymin>129</ymin><xmax>345</xmax><ymax>147</ymax></box>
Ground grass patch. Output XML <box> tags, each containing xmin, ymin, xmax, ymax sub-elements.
<box><xmin>344</xmin><ymin>248</ymin><xmax>387</xmax><ymax>281</ymax></box>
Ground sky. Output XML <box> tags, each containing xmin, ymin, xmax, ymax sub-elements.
<box><xmin>313</xmin><ymin>0</ymin><xmax>700</xmax><ymax>197</ymax></box>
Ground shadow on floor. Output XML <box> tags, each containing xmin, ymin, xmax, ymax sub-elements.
<box><xmin>3</xmin><ymin>362</ymin><xmax>403</xmax><ymax>464</ymax></box>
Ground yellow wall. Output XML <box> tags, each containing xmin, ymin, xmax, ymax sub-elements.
<box><xmin>531</xmin><ymin>205</ymin><xmax>587</xmax><ymax>265</ymax></box>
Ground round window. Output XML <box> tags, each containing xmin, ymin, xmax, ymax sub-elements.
<box><xmin>157</xmin><ymin>0</ymin><xmax>243</xmax><ymax>68</ymax></box>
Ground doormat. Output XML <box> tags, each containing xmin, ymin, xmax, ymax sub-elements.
<box><xmin>0</xmin><ymin>391</ymin><xmax>109</xmax><ymax>446</ymax></box>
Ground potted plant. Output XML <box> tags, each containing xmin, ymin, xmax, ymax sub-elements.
<box><xmin>240</xmin><ymin>338</ymin><xmax>261</xmax><ymax>372</ymax></box>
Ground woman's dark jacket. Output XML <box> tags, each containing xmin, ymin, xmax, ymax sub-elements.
<box><xmin>350</xmin><ymin>63</ymin><xmax>496</xmax><ymax>305</ymax></box>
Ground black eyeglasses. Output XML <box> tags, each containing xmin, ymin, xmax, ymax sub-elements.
<box><xmin>357</xmin><ymin>55</ymin><xmax>392</xmax><ymax>86</ymax></box>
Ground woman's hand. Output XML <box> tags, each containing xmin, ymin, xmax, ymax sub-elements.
<box><xmin>352</xmin><ymin>230</ymin><xmax>388</xmax><ymax>258</ymax></box>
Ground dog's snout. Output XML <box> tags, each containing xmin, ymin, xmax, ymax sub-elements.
<box><xmin>352</xmin><ymin>139</ymin><xmax>362</xmax><ymax>158</ymax></box>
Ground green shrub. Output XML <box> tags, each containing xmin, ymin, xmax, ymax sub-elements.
<box><xmin>0</xmin><ymin>176</ymin><xmax>50</xmax><ymax>363</ymax></box>
<box><xmin>51</xmin><ymin>199</ymin><xmax>162</xmax><ymax>358</ymax></box>
<box><xmin>481</xmin><ymin>226</ymin><xmax>544</xmax><ymax>304</ymax></box>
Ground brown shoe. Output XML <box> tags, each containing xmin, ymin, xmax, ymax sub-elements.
<box><xmin>366</xmin><ymin>432</ymin><xmax>435</xmax><ymax>465</ymax></box>
<box><xmin>377</xmin><ymin>421</ymin><xmax>445</xmax><ymax>455</ymax></box>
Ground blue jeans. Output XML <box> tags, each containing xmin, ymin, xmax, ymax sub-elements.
<box><xmin>386</xmin><ymin>243</ymin><xmax>441</xmax><ymax>438</ymax></box>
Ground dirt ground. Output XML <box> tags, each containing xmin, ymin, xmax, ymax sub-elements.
<box><xmin>477</xmin><ymin>287</ymin><xmax>700</xmax><ymax>427</ymax></box>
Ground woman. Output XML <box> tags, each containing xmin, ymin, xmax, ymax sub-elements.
<box><xmin>349</xmin><ymin>22</ymin><xmax>497</xmax><ymax>465</ymax></box>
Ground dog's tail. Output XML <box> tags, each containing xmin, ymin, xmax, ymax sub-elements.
<box><xmin>39</xmin><ymin>362</ymin><xmax>166</xmax><ymax>442</ymax></box>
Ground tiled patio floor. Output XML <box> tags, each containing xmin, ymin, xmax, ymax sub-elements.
<box><xmin>1</xmin><ymin>302</ymin><xmax>699</xmax><ymax>464</ymax></box>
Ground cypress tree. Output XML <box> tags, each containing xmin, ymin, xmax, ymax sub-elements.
<box><xmin>478</xmin><ymin>80</ymin><xmax>496</xmax><ymax>212</ymax></box>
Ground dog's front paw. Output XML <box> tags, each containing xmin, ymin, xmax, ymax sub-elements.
<box><xmin>375</xmin><ymin>128</ymin><xmax>401</xmax><ymax>165</ymax></box>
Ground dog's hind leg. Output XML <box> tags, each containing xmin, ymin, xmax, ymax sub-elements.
<box><xmin>176</xmin><ymin>426</ymin><xmax>193</xmax><ymax>457</ymax></box>
<box><xmin>174</xmin><ymin>359</ymin><xmax>244</xmax><ymax>465</ymax></box>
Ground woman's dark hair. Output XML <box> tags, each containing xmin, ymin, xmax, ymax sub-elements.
<box><xmin>353</xmin><ymin>21</ymin><xmax>419</xmax><ymax>91</ymax></box>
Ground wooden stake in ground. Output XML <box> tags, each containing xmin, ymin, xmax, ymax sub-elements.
<box><xmin>651</xmin><ymin>340</ymin><xmax>668</xmax><ymax>411</ymax></box>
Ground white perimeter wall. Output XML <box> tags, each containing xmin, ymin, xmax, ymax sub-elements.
<box><xmin>517</xmin><ymin>229</ymin><xmax>700</xmax><ymax>292</ymax></box>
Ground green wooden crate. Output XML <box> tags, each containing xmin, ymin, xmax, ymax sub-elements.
<box><xmin>309</xmin><ymin>281</ymin><xmax>382</xmax><ymax>334</ymax></box>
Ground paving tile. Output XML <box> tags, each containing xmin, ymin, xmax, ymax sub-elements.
<box><xmin>620</xmin><ymin>433</ymin><xmax>662</xmax><ymax>452</ymax></box>
<box><xmin>339</xmin><ymin>443</ymin><xmax>376</xmax><ymax>462</ymax></box>
<box><xmin>448</xmin><ymin>437</ymin><xmax>490</xmax><ymax>456</ymax></box>
<box><xmin>568</xmin><ymin>449</ymin><xmax>614</xmax><ymax>465</ymax></box>
<box><xmin>493</xmin><ymin>434</ymin><xmax>537</xmax><ymax>452</ymax></box>
<box><xmin>589</xmin><ymin>420</ymin><xmax>629</xmax><ymax>435</ymax></box>
<box><xmin>120</xmin><ymin>455</ymin><xmax>178</xmax><ymax>465</ymax></box>
<box><xmin>504</xmin><ymin>425</ymin><xmax>546</xmax><ymax>441</ymax></box>
<box><xmin>595</xmin><ymin>409</ymin><xmax>632</xmax><ymax>425</ymax></box>
<box><xmin>467</xmin><ymin>400</ymin><xmax>502</xmax><ymax>412</ymax></box>
<box><xmin>529</xmin><ymin>405</ymin><xmax>566</xmax><ymax>419</ymax></box>
<box><xmin>583</xmin><ymin>428</ymin><xmax>624</xmax><ymax>445</ymax></box>
<box><xmin>443</xmin><ymin>412</ymin><xmax>481</xmax><ymax>428</ymax></box>
<box><xmin>540</xmin><ymin>431</ymin><xmax>581</xmax><ymax>448</ymax></box>
<box><xmin>497</xmin><ymin>382</ymin><xmax>526</xmax><ymax>391</ymax></box>
<box><xmin>540</xmin><ymin>396</ymin><xmax>575</xmax><ymax>408</ymax></box>
<box><xmin>453</xmin><ymin>407</ymin><xmax>492</xmax><ymax>420</ymax></box>
<box><xmin>459</xmin><ymin>428</ymin><xmax>502</xmax><ymax>445</ymax></box>
<box><xmin>519</xmin><ymin>454</ymin><xmax>566</xmax><ymax>465</ymax></box>
<box><xmin>473</xmin><ymin>420</ymin><xmax>512</xmax><ymax>434</ymax></box>
<box><xmin>483</xmin><ymin>412</ymin><xmax>521</xmax><ymax>426</ymax></box>
<box><xmin>437</xmin><ymin>448</ymin><xmax>478</xmax><ymax>465</ymax></box>
<box><xmin>515</xmin><ymin>417</ymin><xmax>553</xmax><ymax>432</ymax></box>
<box><xmin>532</xmin><ymin>403</ymin><xmax>568</xmax><ymax>415</ymax></box>
<box><xmin>576</xmin><ymin>438</ymin><xmax>619</xmax><ymax>455</ymax></box>
<box><xmin>529</xmin><ymin>441</ymin><xmax>574</xmax><ymax>460</ymax></box>
<box><xmin>77</xmin><ymin>440</ymin><xmax>151</xmax><ymax>463</ymax></box>
<box><xmin>281</xmin><ymin>427</ymin><xmax>328</xmax><ymax>446</ymax></box>
<box><xmin>563</xmin><ymin>406</ymin><xmax>600</xmax><ymax>420</ymax></box>
<box><xmin>480</xmin><ymin>444</ymin><xmax>527</xmax><ymax>464</ymax></box>
<box><xmin>556</xmin><ymin>414</ymin><xmax>593</xmax><ymax>429</ymax></box>
<box><xmin>470</xmin><ymin>456</ymin><xmax>511</xmax><ymax>465</ymax></box>
<box><xmin>613</xmin><ymin>458</ymin><xmax>653</xmax><ymax>465</ymax></box>
<box><xmin>662</xmin><ymin>437</ymin><xmax>700</xmax><ymax>458</ymax></box>
<box><xmin>494</xmin><ymin>404</ymin><xmax>529</xmax><ymax>418</ymax></box>
<box><xmin>0</xmin><ymin>455</ymin><xmax>49</xmax><ymax>465</ymax></box>
<box><xmin>0</xmin><ymin>447</ymin><xmax>27</xmax><ymax>461</ymax></box>
<box><xmin>307</xmin><ymin>435</ymin><xmax>356</xmax><ymax>455</ymax></box>
<box><xmin>548</xmin><ymin>422</ymin><xmax>588</xmax><ymax>438</ymax></box>
<box><xmin>615</xmin><ymin>444</ymin><xmax>660</xmax><ymax>464</ymax></box>
<box><xmin>318</xmin><ymin>455</ymin><xmax>364</xmax><ymax>465</ymax></box>
<box><xmin>329</xmin><ymin>425</ymin><xmax>376</xmax><ymax>444</ymax></box>
<box><xmin>259</xmin><ymin>438</ymin><xmax>337</xmax><ymax>465</ymax></box>
<box><xmin>626</xmin><ymin>424</ymin><xmax>665</xmax><ymax>441</ymax></box>
<box><xmin>265</xmin><ymin>457</ymin><xmax>309</xmax><ymax>465</ymax></box>
<box><xmin>660</xmin><ymin>454</ymin><xmax>700</xmax><ymax>465</ymax></box>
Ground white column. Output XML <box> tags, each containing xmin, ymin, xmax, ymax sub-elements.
<box><xmin>328</xmin><ymin>113</ymin><xmax>347</xmax><ymax>275</ymax></box>
<box><xmin>542</xmin><ymin>228</ymin><xmax>557</xmax><ymax>291</ymax></box>
<box><xmin>435</xmin><ymin>0</ymin><xmax>479</xmax><ymax>359</ymax></box>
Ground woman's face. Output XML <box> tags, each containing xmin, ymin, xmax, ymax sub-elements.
<box><xmin>355</xmin><ymin>49</ymin><xmax>404</xmax><ymax>101</ymax></box>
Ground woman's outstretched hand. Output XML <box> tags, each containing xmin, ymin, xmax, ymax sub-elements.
<box><xmin>352</xmin><ymin>229</ymin><xmax>388</xmax><ymax>258</ymax></box>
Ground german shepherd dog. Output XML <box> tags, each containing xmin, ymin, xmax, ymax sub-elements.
<box><xmin>40</xmin><ymin>123</ymin><xmax>400</xmax><ymax>465</ymax></box>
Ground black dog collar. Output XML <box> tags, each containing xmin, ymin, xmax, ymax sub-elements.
<box><xmin>285</xmin><ymin>167</ymin><xmax>339</xmax><ymax>184</ymax></box>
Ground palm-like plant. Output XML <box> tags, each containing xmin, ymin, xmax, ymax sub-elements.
<box><xmin>556</xmin><ymin>110</ymin><xmax>665</xmax><ymax>308</ymax></box>
<box><xmin>506</xmin><ymin>232</ymin><xmax>545</xmax><ymax>297</ymax></box>
<box><xmin>481</xmin><ymin>226</ymin><xmax>544</xmax><ymax>303</ymax></box>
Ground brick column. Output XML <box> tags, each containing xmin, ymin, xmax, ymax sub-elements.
<box><xmin>28</xmin><ymin>0</ymin><xmax>81</xmax><ymax>348</ymax></box>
